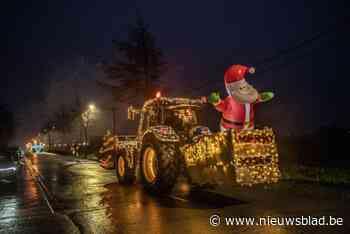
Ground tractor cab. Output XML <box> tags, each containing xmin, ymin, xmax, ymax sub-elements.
<box><xmin>128</xmin><ymin>93</ymin><xmax>209</xmax><ymax>143</ymax></box>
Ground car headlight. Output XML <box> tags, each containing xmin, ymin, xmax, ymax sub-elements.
<box><xmin>0</xmin><ymin>167</ymin><xmax>17</xmax><ymax>172</ymax></box>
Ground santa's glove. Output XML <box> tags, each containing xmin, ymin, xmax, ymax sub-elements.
<box><xmin>208</xmin><ymin>92</ymin><xmax>221</xmax><ymax>104</ymax></box>
<box><xmin>260</xmin><ymin>92</ymin><xmax>274</xmax><ymax>102</ymax></box>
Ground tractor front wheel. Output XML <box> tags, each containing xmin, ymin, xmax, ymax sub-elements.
<box><xmin>115</xmin><ymin>152</ymin><xmax>135</xmax><ymax>184</ymax></box>
<box><xmin>140</xmin><ymin>140</ymin><xmax>179</xmax><ymax>194</ymax></box>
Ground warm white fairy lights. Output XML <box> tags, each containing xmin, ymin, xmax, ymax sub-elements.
<box><xmin>124</xmin><ymin>96</ymin><xmax>280</xmax><ymax>186</ymax></box>
<box><xmin>181</xmin><ymin>128</ymin><xmax>281</xmax><ymax>186</ymax></box>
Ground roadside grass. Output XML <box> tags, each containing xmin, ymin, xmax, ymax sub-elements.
<box><xmin>282</xmin><ymin>165</ymin><xmax>350</xmax><ymax>186</ymax></box>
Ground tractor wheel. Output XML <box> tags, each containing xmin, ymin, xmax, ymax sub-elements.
<box><xmin>115</xmin><ymin>152</ymin><xmax>135</xmax><ymax>184</ymax></box>
<box><xmin>140</xmin><ymin>140</ymin><xmax>179</xmax><ymax>194</ymax></box>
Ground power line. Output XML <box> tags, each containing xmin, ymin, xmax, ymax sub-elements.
<box><xmin>258</xmin><ymin>35</ymin><xmax>336</xmax><ymax>76</ymax></box>
<box><xmin>198</xmin><ymin>35</ymin><xmax>336</xmax><ymax>92</ymax></box>
<box><xmin>253</xmin><ymin>23</ymin><xmax>337</xmax><ymax>67</ymax></box>
<box><xmin>186</xmin><ymin>23</ymin><xmax>337</xmax><ymax>93</ymax></box>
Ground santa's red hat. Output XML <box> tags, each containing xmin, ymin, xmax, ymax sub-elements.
<box><xmin>224</xmin><ymin>64</ymin><xmax>251</xmax><ymax>85</ymax></box>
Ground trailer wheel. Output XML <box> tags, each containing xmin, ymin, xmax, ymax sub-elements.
<box><xmin>140</xmin><ymin>139</ymin><xmax>179</xmax><ymax>194</ymax></box>
<box><xmin>116</xmin><ymin>152</ymin><xmax>135</xmax><ymax>184</ymax></box>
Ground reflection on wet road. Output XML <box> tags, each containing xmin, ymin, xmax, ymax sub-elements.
<box><xmin>0</xmin><ymin>162</ymin><xmax>78</xmax><ymax>234</ymax></box>
<box><xmin>21</xmin><ymin>153</ymin><xmax>350</xmax><ymax>233</ymax></box>
<box><xmin>0</xmin><ymin>166</ymin><xmax>49</xmax><ymax>221</ymax></box>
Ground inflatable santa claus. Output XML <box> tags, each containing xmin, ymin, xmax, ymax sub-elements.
<box><xmin>208</xmin><ymin>64</ymin><xmax>274</xmax><ymax>131</ymax></box>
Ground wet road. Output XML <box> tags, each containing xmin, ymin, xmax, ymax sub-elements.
<box><xmin>0</xmin><ymin>159</ymin><xmax>78</xmax><ymax>234</ymax></box>
<box><xmin>4</xmin><ymin>153</ymin><xmax>350</xmax><ymax>234</ymax></box>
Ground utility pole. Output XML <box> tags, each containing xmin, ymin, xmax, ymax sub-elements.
<box><xmin>82</xmin><ymin>111</ymin><xmax>90</xmax><ymax>158</ymax></box>
<box><xmin>51</xmin><ymin>125</ymin><xmax>55</xmax><ymax>152</ymax></box>
<box><xmin>48</xmin><ymin>131</ymin><xmax>52</xmax><ymax>151</ymax></box>
<box><xmin>81</xmin><ymin>104</ymin><xmax>95</xmax><ymax>158</ymax></box>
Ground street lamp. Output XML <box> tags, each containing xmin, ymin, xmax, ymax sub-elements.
<box><xmin>89</xmin><ymin>104</ymin><xmax>96</xmax><ymax>112</ymax></box>
<box><xmin>81</xmin><ymin>103</ymin><xmax>119</xmax><ymax>158</ymax></box>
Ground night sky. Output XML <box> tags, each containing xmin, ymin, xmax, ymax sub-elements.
<box><xmin>1</xmin><ymin>0</ymin><xmax>347</xmax><ymax>144</ymax></box>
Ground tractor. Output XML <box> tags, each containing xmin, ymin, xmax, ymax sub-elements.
<box><xmin>113</xmin><ymin>94</ymin><xmax>281</xmax><ymax>193</ymax></box>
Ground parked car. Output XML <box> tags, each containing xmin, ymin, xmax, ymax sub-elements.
<box><xmin>0</xmin><ymin>153</ymin><xmax>20</xmax><ymax>184</ymax></box>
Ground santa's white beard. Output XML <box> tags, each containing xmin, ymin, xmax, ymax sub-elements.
<box><xmin>226</xmin><ymin>82</ymin><xmax>258</xmax><ymax>104</ymax></box>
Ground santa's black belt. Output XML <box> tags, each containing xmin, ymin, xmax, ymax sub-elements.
<box><xmin>221</xmin><ymin>118</ymin><xmax>243</xmax><ymax>126</ymax></box>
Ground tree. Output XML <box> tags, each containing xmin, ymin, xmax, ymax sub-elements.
<box><xmin>43</xmin><ymin>57</ymin><xmax>109</xmax><ymax>143</ymax></box>
<box><xmin>104</xmin><ymin>16</ymin><xmax>167</xmax><ymax>101</ymax></box>
<box><xmin>40</xmin><ymin>119</ymin><xmax>56</xmax><ymax>150</ymax></box>
<box><xmin>51</xmin><ymin>105</ymin><xmax>77</xmax><ymax>134</ymax></box>
<box><xmin>0</xmin><ymin>105</ymin><xmax>15</xmax><ymax>147</ymax></box>
<box><xmin>43</xmin><ymin>104</ymin><xmax>78</xmax><ymax>137</ymax></box>
<box><xmin>45</xmin><ymin>58</ymin><xmax>96</xmax><ymax>116</ymax></box>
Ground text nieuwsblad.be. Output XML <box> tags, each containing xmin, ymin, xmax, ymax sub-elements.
<box><xmin>224</xmin><ymin>216</ymin><xmax>343</xmax><ymax>226</ymax></box>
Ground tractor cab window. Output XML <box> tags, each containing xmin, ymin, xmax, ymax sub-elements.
<box><xmin>164</xmin><ymin>108</ymin><xmax>199</xmax><ymax>131</ymax></box>
<box><xmin>174</xmin><ymin>108</ymin><xmax>198</xmax><ymax>125</ymax></box>
<box><xmin>148</xmin><ymin>111</ymin><xmax>160</xmax><ymax>127</ymax></box>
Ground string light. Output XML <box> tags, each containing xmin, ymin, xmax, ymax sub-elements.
<box><xmin>181</xmin><ymin>128</ymin><xmax>281</xmax><ymax>186</ymax></box>
<box><xmin>232</xmin><ymin>128</ymin><xmax>281</xmax><ymax>186</ymax></box>
<box><xmin>124</xmin><ymin>95</ymin><xmax>280</xmax><ymax>186</ymax></box>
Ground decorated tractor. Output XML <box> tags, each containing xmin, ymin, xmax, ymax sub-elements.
<box><xmin>112</xmin><ymin>94</ymin><xmax>281</xmax><ymax>193</ymax></box>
